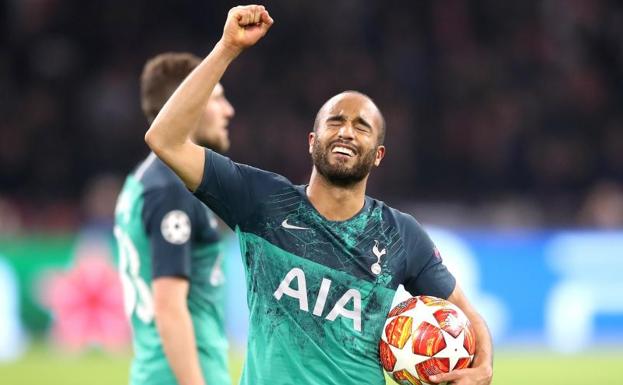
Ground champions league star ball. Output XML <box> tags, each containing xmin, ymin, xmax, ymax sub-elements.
<box><xmin>379</xmin><ymin>296</ymin><xmax>476</xmax><ymax>385</ymax></box>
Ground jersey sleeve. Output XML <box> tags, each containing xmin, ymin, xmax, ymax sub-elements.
<box><xmin>142</xmin><ymin>184</ymin><xmax>197</xmax><ymax>280</ymax></box>
<box><xmin>193</xmin><ymin>148</ymin><xmax>291</xmax><ymax>230</ymax></box>
<box><xmin>400</xmin><ymin>215</ymin><xmax>456</xmax><ymax>299</ymax></box>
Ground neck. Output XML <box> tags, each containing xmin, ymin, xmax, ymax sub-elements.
<box><xmin>306</xmin><ymin>167</ymin><xmax>368</xmax><ymax>221</ymax></box>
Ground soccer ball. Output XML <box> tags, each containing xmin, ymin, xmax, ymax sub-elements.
<box><xmin>379</xmin><ymin>296</ymin><xmax>476</xmax><ymax>385</ymax></box>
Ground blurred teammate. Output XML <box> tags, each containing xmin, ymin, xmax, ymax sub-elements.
<box><xmin>145</xmin><ymin>5</ymin><xmax>493</xmax><ymax>385</ymax></box>
<box><xmin>114</xmin><ymin>52</ymin><xmax>234</xmax><ymax>385</ymax></box>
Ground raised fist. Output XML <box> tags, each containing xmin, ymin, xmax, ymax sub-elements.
<box><xmin>221</xmin><ymin>5</ymin><xmax>273</xmax><ymax>52</ymax></box>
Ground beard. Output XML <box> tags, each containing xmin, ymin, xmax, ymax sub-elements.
<box><xmin>311</xmin><ymin>140</ymin><xmax>377</xmax><ymax>187</ymax></box>
<box><xmin>192</xmin><ymin>131</ymin><xmax>230</xmax><ymax>154</ymax></box>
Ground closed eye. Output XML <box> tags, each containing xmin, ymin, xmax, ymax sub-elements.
<box><xmin>353</xmin><ymin>117</ymin><xmax>372</xmax><ymax>132</ymax></box>
<box><xmin>326</xmin><ymin>116</ymin><xmax>346</xmax><ymax>127</ymax></box>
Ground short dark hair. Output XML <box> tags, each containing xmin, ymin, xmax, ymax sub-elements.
<box><xmin>140</xmin><ymin>52</ymin><xmax>201</xmax><ymax>124</ymax></box>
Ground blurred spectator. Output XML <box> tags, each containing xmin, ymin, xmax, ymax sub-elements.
<box><xmin>3</xmin><ymin>0</ymin><xmax>623</xmax><ymax>226</ymax></box>
<box><xmin>80</xmin><ymin>174</ymin><xmax>122</xmax><ymax>232</ymax></box>
<box><xmin>577</xmin><ymin>180</ymin><xmax>623</xmax><ymax>228</ymax></box>
<box><xmin>0</xmin><ymin>196</ymin><xmax>23</xmax><ymax>236</ymax></box>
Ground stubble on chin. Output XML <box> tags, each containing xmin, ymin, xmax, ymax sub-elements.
<box><xmin>311</xmin><ymin>142</ymin><xmax>376</xmax><ymax>186</ymax></box>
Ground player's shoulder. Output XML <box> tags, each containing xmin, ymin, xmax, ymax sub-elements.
<box><xmin>376</xmin><ymin>202</ymin><xmax>435</xmax><ymax>257</ymax></box>
<box><xmin>208</xmin><ymin>149</ymin><xmax>293</xmax><ymax>188</ymax></box>
<box><xmin>378</xmin><ymin>200</ymin><xmax>428</xmax><ymax>239</ymax></box>
<box><xmin>135</xmin><ymin>153</ymin><xmax>192</xmax><ymax>196</ymax></box>
<box><xmin>130</xmin><ymin>154</ymin><xmax>202</xmax><ymax>216</ymax></box>
<box><xmin>241</xmin><ymin>162</ymin><xmax>293</xmax><ymax>188</ymax></box>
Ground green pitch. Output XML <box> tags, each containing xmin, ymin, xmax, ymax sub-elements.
<box><xmin>487</xmin><ymin>349</ymin><xmax>623</xmax><ymax>384</ymax></box>
<box><xmin>1</xmin><ymin>344</ymin><xmax>622</xmax><ymax>385</ymax></box>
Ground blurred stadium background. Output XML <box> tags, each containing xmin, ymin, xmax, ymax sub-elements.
<box><xmin>1</xmin><ymin>0</ymin><xmax>623</xmax><ymax>384</ymax></box>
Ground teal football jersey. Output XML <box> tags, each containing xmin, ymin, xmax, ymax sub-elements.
<box><xmin>194</xmin><ymin>150</ymin><xmax>456</xmax><ymax>385</ymax></box>
<box><xmin>114</xmin><ymin>153</ymin><xmax>231</xmax><ymax>385</ymax></box>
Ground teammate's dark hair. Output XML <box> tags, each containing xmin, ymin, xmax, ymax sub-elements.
<box><xmin>140</xmin><ymin>52</ymin><xmax>201</xmax><ymax>124</ymax></box>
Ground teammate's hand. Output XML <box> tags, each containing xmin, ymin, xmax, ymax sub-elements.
<box><xmin>221</xmin><ymin>5</ymin><xmax>273</xmax><ymax>54</ymax></box>
<box><xmin>429</xmin><ymin>365</ymin><xmax>492</xmax><ymax>385</ymax></box>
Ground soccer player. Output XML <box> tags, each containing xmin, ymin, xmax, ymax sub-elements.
<box><xmin>145</xmin><ymin>5</ymin><xmax>493</xmax><ymax>385</ymax></box>
<box><xmin>114</xmin><ymin>52</ymin><xmax>235</xmax><ymax>385</ymax></box>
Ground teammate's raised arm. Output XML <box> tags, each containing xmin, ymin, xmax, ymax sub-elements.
<box><xmin>145</xmin><ymin>5</ymin><xmax>273</xmax><ymax>191</ymax></box>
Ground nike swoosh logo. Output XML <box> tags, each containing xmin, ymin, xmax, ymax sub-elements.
<box><xmin>281</xmin><ymin>219</ymin><xmax>309</xmax><ymax>230</ymax></box>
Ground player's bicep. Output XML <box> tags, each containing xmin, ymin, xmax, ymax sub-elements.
<box><xmin>153</xmin><ymin>277</ymin><xmax>190</xmax><ymax>312</ymax></box>
<box><xmin>447</xmin><ymin>284</ymin><xmax>472</xmax><ymax>312</ymax></box>
<box><xmin>149</xmin><ymin>229</ymin><xmax>192</xmax><ymax>279</ymax></box>
<box><xmin>447</xmin><ymin>284</ymin><xmax>483</xmax><ymax>329</ymax></box>
<box><xmin>154</xmin><ymin>140</ymin><xmax>205</xmax><ymax>192</ymax></box>
<box><xmin>400</xmin><ymin>217</ymin><xmax>456</xmax><ymax>299</ymax></box>
<box><xmin>406</xmin><ymin>251</ymin><xmax>457</xmax><ymax>299</ymax></box>
<box><xmin>143</xmin><ymin>187</ymin><xmax>195</xmax><ymax>279</ymax></box>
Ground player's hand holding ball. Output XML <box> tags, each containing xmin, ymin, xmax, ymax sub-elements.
<box><xmin>220</xmin><ymin>5</ymin><xmax>273</xmax><ymax>56</ymax></box>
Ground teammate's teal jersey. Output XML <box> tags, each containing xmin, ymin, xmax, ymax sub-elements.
<box><xmin>114</xmin><ymin>153</ymin><xmax>230</xmax><ymax>385</ymax></box>
<box><xmin>194</xmin><ymin>150</ymin><xmax>456</xmax><ymax>385</ymax></box>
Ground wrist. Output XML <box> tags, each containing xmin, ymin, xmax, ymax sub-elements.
<box><xmin>215</xmin><ymin>40</ymin><xmax>243</xmax><ymax>61</ymax></box>
<box><xmin>475</xmin><ymin>362</ymin><xmax>493</xmax><ymax>380</ymax></box>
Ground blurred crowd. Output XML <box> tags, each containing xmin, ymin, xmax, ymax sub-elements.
<box><xmin>2</xmin><ymin>0</ymin><xmax>623</xmax><ymax>230</ymax></box>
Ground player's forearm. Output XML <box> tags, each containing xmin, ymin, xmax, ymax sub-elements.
<box><xmin>145</xmin><ymin>5</ymin><xmax>272</xmax><ymax>191</ymax></box>
<box><xmin>155</xmin><ymin>305</ymin><xmax>206</xmax><ymax>385</ymax></box>
<box><xmin>145</xmin><ymin>41</ymin><xmax>240</xmax><ymax>155</ymax></box>
<box><xmin>469</xmin><ymin>312</ymin><xmax>493</xmax><ymax>372</ymax></box>
<box><xmin>447</xmin><ymin>285</ymin><xmax>493</xmax><ymax>383</ymax></box>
